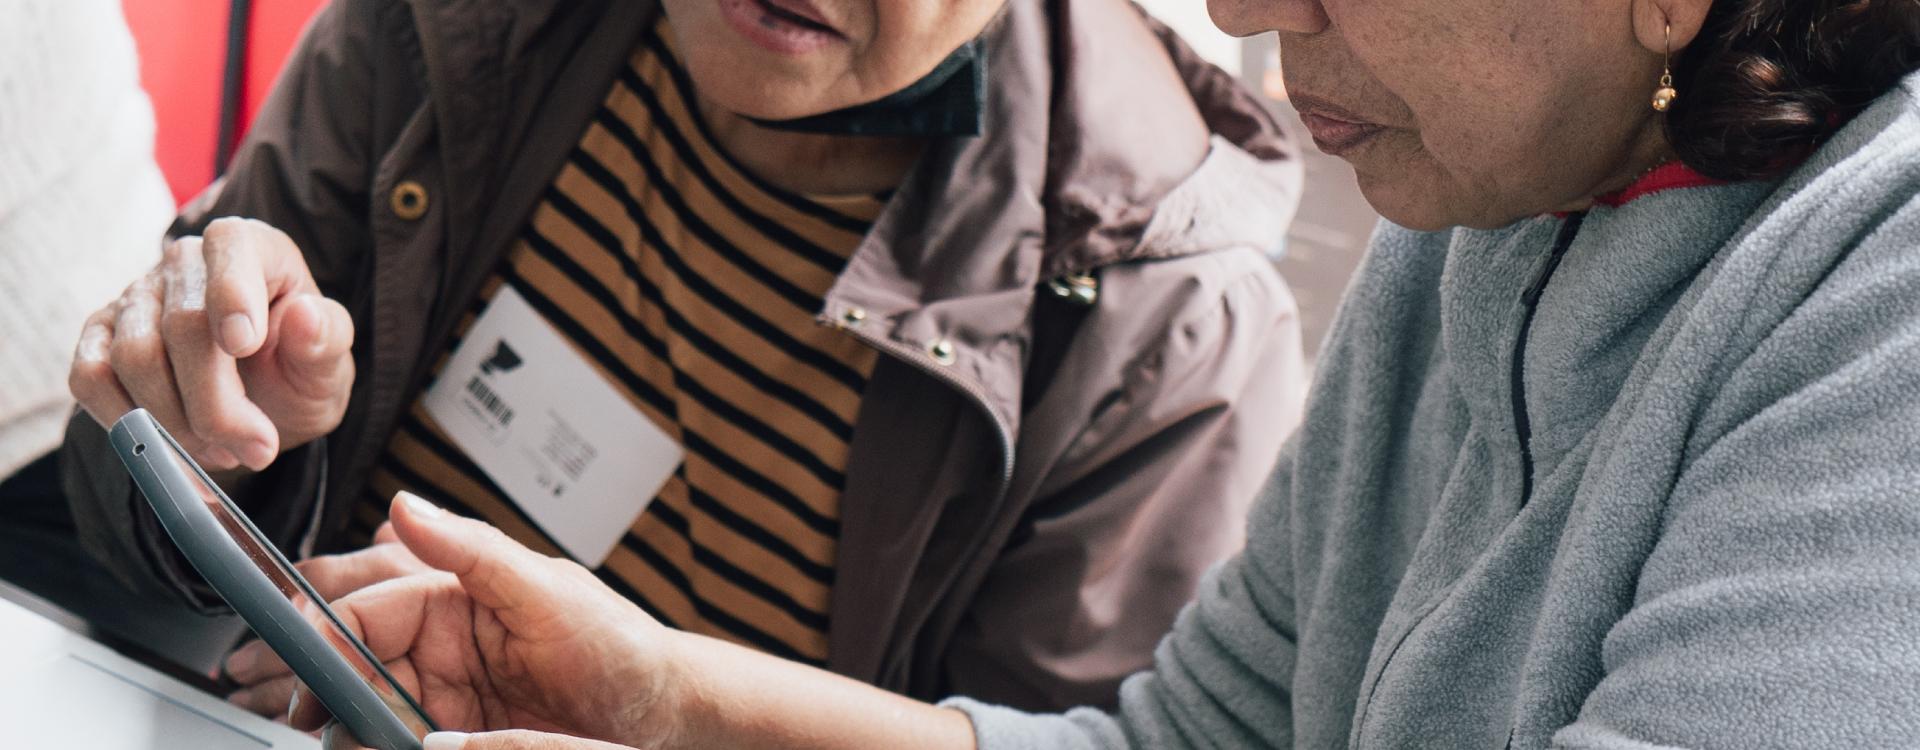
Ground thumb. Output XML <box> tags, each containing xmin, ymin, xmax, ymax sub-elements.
<box><xmin>265</xmin><ymin>292</ymin><xmax>354</xmax><ymax>398</ymax></box>
<box><xmin>426</xmin><ymin>730</ymin><xmax>637</xmax><ymax>750</ymax></box>
<box><xmin>388</xmin><ymin>492</ymin><xmax>557</xmax><ymax>613</ymax></box>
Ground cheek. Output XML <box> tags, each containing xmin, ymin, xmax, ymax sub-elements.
<box><xmin>1348</xmin><ymin>132</ymin><xmax>1485</xmax><ymax>230</ymax></box>
<box><xmin>1403</xmin><ymin>61</ymin><xmax>1654</xmax><ymax>221</ymax></box>
<box><xmin>1338</xmin><ymin>0</ymin><xmax>1632</xmax><ymax>223</ymax></box>
<box><xmin>1360</xmin><ymin>16</ymin><xmax>1546</xmax><ymax>161</ymax></box>
<box><xmin>849</xmin><ymin>0</ymin><xmax>1001</xmax><ymax>95</ymax></box>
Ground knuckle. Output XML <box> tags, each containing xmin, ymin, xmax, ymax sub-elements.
<box><xmin>194</xmin><ymin>410</ymin><xmax>251</xmax><ymax>444</ymax></box>
<box><xmin>68</xmin><ymin>359</ymin><xmax>111</xmax><ymax>400</ymax></box>
<box><xmin>162</xmin><ymin>235</ymin><xmax>201</xmax><ymax>264</ymax></box>
<box><xmin>206</xmin><ymin>216</ymin><xmax>289</xmax><ymax>254</ymax></box>
<box><xmin>108</xmin><ymin>327</ymin><xmax>164</xmax><ymax>370</ymax></box>
<box><xmin>85</xmin><ymin>307</ymin><xmax>117</xmax><ymax>331</ymax></box>
<box><xmin>202</xmin><ymin>217</ymin><xmax>245</xmax><ymax>245</ymax></box>
<box><xmin>159</xmin><ymin>306</ymin><xmax>209</xmax><ymax>341</ymax></box>
<box><xmin>477</xmin><ymin>521</ymin><xmax>518</xmax><ymax>549</ymax></box>
<box><xmin>237</xmin><ymin>215</ymin><xmax>289</xmax><ymax>245</ymax></box>
<box><xmin>123</xmin><ymin>271</ymin><xmax>160</xmax><ymax>300</ymax></box>
<box><xmin>73</xmin><ymin>321</ymin><xmax>111</xmax><ymax>363</ymax></box>
<box><xmin>245</xmin><ymin>217</ymin><xmax>295</xmax><ymax>246</ymax></box>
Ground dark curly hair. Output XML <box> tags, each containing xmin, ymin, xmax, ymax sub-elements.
<box><xmin>1669</xmin><ymin>0</ymin><xmax>1920</xmax><ymax>180</ymax></box>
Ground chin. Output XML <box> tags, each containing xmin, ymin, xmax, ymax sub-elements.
<box><xmin>704</xmin><ymin>91</ymin><xmax>824</xmax><ymax>121</ymax></box>
<box><xmin>1359</xmin><ymin>175</ymin><xmax>1540</xmax><ymax>233</ymax></box>
<box><xmin>679</xmin><ymin>56</ymin><xmax>850</xmax><ymax>122</ymax></box>
<box><xmin>1358</xmin><ymin>179</ymin><xmax>1459</xmax><ymax>233</ymax></box>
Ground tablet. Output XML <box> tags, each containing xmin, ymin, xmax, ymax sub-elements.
<box><xmin>110</xmin><ymin>409</ymin><xmax>436</xmax><ymax>750</ymax></box>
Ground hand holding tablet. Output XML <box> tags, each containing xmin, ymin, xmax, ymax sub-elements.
<box><xmin>224</xmin><ymin>530</ymin><xmax>436</xmax><ymax>719</ymax></box>
<box><xmin>111</xmin><ymin>409</ymin><xmax>679</xmax><ymax>749</ymax></box>
<box><xmin>113</xmin><ymin>409</ymin><xmax>435</xmax><ymax>750</ymax></box>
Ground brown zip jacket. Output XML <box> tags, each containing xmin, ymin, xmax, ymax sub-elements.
<box><xmin>62</xmin><ymin>0</ymin><xmax>1308</xmax><ymax>711</ymax></box>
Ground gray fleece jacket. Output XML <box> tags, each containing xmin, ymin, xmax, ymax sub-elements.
<box><xmin>952</xmin><ymin>74</ymin><xmax>1920</xmax><ymax>748</ymax></box>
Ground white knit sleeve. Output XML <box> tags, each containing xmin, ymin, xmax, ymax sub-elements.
<box><xmin>0</xmin><ymin>0</ymin><xmax>174</xmax><ymax>476</ymax></box>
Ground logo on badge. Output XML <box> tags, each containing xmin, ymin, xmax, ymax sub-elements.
<box><xmin>481</xmin><ymin>340</ymin><xmax>523</xmax><ymax>376</ymax></box>
<box><xmin>463</xmin><ymin>339</ymin><xmax>523</xmax><ymax>444</ymax></box>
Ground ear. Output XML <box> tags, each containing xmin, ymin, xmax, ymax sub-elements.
<box><xmin>1631</xmin><ymin>0</ymin><xmax>1714</xmax><ymax>55</ymax></box>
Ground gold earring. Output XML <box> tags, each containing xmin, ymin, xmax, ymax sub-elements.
<box><xmin>1652</xmin><ymin>22</ymin><xmax>1678</xmax><ymax>112</ymax></box>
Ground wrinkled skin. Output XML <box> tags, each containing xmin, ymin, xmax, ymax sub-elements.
<box><xmin>1209</xmin><ymin>0</ymin><xmax>1713</xmax><ymax>230</ymax></box>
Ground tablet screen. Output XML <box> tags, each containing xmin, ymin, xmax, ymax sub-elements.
<box><xmin>175</xmin><ymin>452</ymin><xmax>435</xmax><ymax>739</ymax></box>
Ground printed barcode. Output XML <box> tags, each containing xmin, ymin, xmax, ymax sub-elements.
<box><xmin>466</xmin><ymin>376</ymin><xmax>514</xmax><ymax>426</ymax></box>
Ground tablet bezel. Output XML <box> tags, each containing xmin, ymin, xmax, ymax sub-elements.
<box><xmin>110</xmin><ymin>409</ymin><xmax>435</xmax><ymax>750</ymax></box>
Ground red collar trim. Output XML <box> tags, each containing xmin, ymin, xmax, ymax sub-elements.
<box><xmin>1593</xmin><ymin>161</ymin><xmax>1722</xmax><ymax>208</ymax></box>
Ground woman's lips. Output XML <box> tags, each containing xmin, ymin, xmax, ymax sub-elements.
<box><xmin>1297</xmin><ymin>111</ymin><xmax>1385</xmax><ymax>156</ymax></box>
<box><xmin>1291</xmin><ymin>95</ymin><xmax>1387</xmax><ymax>157</ymax></box>
<box><xmin>719</xmin><ymin>0</ymin><xmax>843</xmax><ymax>56</ymax></box>
<box><xmin>761</xmin><ymin>0</ymin><xmax>836</xmax><ymax>29</ymax></box>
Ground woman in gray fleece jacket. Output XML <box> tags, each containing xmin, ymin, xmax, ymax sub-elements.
<box><xmin>294</xmin><ymin>0</ymin><xmax>1920</xmax><ymax>748</ymax></box>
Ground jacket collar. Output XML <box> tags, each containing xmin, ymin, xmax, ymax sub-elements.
<box><xmin>820</xmin><ymin>0</ymin><xmax>1302</xmax><ymax>432</ymax></box>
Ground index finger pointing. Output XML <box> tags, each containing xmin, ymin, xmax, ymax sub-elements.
<box><xmin>203</xmin><ymin>218</ymin><xmax>311</xmax><ymax>357</ymax></box>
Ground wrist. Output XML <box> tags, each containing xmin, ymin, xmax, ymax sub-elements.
<box><xmin>615</xmin><ymin>627</ymin><xmax>708</xmax><ymax>750</ymax></box>
<box><xmin>656</xmin><ymin>632</ymin><xmax>721</xmax><ymax>748</ymax></box>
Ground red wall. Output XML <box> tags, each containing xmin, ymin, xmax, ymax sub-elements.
<box><xmin>123</xmin><ymin>0</ymin><xmax>330</xmax><ymax>206</ymax></box>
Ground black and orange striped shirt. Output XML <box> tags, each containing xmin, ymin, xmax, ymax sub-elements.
<box><xmin>353</xmin><ymin>20</ymin><xmax>884</xmax><ymax>665</ymax></box>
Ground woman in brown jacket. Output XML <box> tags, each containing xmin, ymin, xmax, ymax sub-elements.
<box><xmin>61</xmin><ymin>0</ymin><xmax>1306</xmax><ymax>715</ymax></box>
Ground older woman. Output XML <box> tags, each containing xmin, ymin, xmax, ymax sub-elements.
<box><xmin>283</xmin><ymin>0</ymin><xmax>1920</xmax><ymax>747</ymax></box>
<box><xmin>61</xmin><ymin>0</ymin><xmax>1307</xmax><ymax>719</ymax></box>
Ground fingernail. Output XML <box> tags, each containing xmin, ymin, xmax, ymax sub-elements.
<box><xmin>221</xmin><ymin>313</ymin><xmax>255</xmax><ymax>353</ymax></box>
<box><xmin>401</xmin><ymin>491</ymin><xmax>446</xmax><ymax>518</ymax></box>
<box><xmin>423</xmin><ymin>732</ymin><xmax>469</xmax><ymax>750</ymax></box>
<box><xmin>286</xmin><ymin>688</ymin><xmax>300</xmax><ymax>719</ymax></box>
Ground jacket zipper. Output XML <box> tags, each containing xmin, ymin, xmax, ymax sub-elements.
<box><xmin>1499</xmin><ymin>216</ymin><xmax>1583</xmax><ymax>750</ymax></box>
<box><xmin>1350</xmin><ymin>215</ymin><xmax>1587</xmax><ymax>750</ymax></box>
<box><xmin>1511</xmin><ymin>214</ymin><xmax>1585</xmax><ymax>506</ymax></box>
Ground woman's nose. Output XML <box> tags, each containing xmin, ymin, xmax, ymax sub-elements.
<box><xmin>1207</xmin><ymin>0</ymin><xmax>1330</xmax><ymax>37</ymax></box>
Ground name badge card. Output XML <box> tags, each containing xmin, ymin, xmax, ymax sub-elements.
<box><xmin>423</xmin><ymin>285</ymin><xmax>682</xmax><ymax>566</ymax></box>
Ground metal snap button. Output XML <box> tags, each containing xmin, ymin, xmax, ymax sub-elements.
<box><xmin>1045</xmin><ymin>272</ymin><xmax>1100</xmax><ymax>306</ymax></box>
<box><xmin>390</xmin><ymin>180</ymin><xmax>429</xmax><ymax>220</ymax></box>
<box><xmin>926</xmin><ymin>338</ymin><xmax>956</xmax><ymax>366</ymax></box>
<box><xmin>840</xmin><ymin>307</ymin><xmax>868</xmax><ymax>328</ymax></box>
